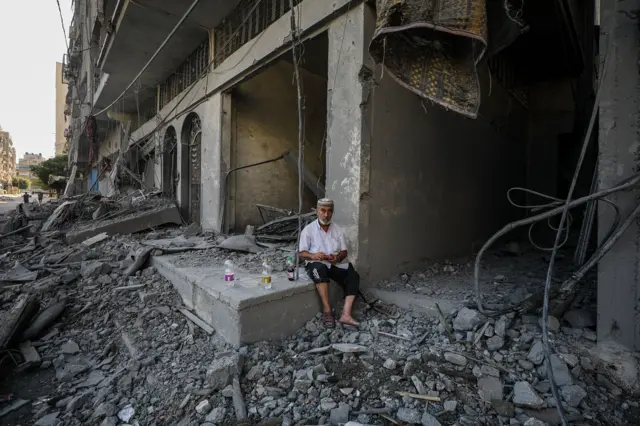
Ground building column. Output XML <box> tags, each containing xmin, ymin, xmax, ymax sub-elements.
<box><xmin>325</xmin><ymin>3</ymin><xmax>375</xmax><ymax>278</ymax></box>
<box><xmin>597</xmin><ymin>0</ymin><xmax>640</xmax><ymax>349</ymax></box>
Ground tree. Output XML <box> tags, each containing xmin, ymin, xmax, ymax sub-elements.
<box><xmin>11</xmin><ymin>176</ymin><xmax>31</xmax><ymax>190</ymax></box>
<box><xmin>30</xmin><ymin>155</ymin><xmax>67</xmax><ymax>189</ymax></box>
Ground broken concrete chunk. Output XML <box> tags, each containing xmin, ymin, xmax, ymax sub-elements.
<box><xmin>540</xmin><ymin>355</ymin><xmax>573</xmax><ymax>387</ymax></box>
<box><xmin>486</xmin><ymin>335</ymin><xmax>504</xmax><ymax>351</ymax></box>
<box><xmin>383</xmin><ymin>358</ymin><xmax>397</xmax><ymax>370</ymax></box>
<box><xmin>61</xmin><ymin>340</ymin><xmax>80</xmax><ymax>355</ymax></box>
<box><xmin>560</xmin><ymin>384</ymin><xmax>587</xmax><ymax>407</ymax></box>
<box><xmin>396</xmin><ymin>408</ymin><xmax>421</xmax><ymax>424</ymax></box>
<box><xmin>205</xmin><ymin>353</ymin><xmax>244</xmax><ymax>390</ymax></box>
<box><xmin>527</xmin><ymin>340</ymin><xmax>545</xmax><ymax>365</ymax></box>
<box><xmin>34</xmin><ymin>411</ymin><xmax>61</xmax><ymax>426</ymax></box>
<box><xmin>444</xmin><ymin>352</ymin><xmax>467</xmax><ymax>366</ymax></box>
<box><xmin>512</xmin><ymin>381</ymin><xmax>545</xmax><ymax>408</ymax></box>
<box><xmin>195</xmin><ymin>399</ymin><xmax>212</xmax><ymax>415</ymax></box>
<box><xmin>81</xmin><ymin>261</ymin><xmax>111</xmax><ymax>279</ymax></box>
<box><xmin>139</xmin><ymin>291</ymin><xmax>160</xmax><ymax>304</ymax></box>
<box><xmin>330</xmin><ymin>403</ymin><xmax>350</xmax><ymax>425</ymax></box>
<box><xmin>491</xmin><ymin>399</ymin><xmax>515</xmax><ymax>417</ymax></box>
<box><xmin>19</xmin><ymin>341</ymin><xmax>41</xmax><ymax>364</ymax></box>
<box><xmin>420</xmin><ymin>412</ymin><xmax>442</xmax><ymax>426</ymax></box>
<box><xmin>453</xmin><ymin>308</ymin><xmax>485</xmax><ymax>331</ymax></box>
<box><xmin>478</xmin><ymin>376</ymin><xmax>503</xmax><ymax>401</ymax></box>
<box><xmin>205</xmin><ymin>407</ymin><xmax>226</xmax><ymax>423</ymax></box>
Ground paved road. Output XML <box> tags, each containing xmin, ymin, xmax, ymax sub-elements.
<box><xmin>0</xmin><ymin>197</ymin><xmax>21</xmax><ymax>215</ymax></box>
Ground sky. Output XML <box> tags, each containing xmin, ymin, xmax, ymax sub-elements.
<box><xmin>0</xmin><ymin>0</ymin><xmax>73</xmax><ymax>161</ymax></box>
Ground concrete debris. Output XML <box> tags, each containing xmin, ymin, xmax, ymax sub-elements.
<box><xmin>560</xmin><ymin>384</ymin><xmax>587</xmax><ymax>407</ymax></box>
<box><xmin>396</xmin><ymin>407</ymin><xmax>421</xmax><ymax>424</ymax></box>
<box><xmin>513</xmin><ymin>381</ymin><xmax>545</xmax><ymax>408</ymax></box>
<box><xmin>0</xmin><ymin>199</ymin><xmax>633</xmax><ymax>426</ymax></box>
<box><xmin>453</xmin><ymin>307</ymin><xmax>485</xmax><ymax>331</ymax></box>
<box><xmin>206</xmin><ymin>352</ymin><xmax>244</xmax><ymax>390</ymax></box>
<box><xmin>444</xmin><ymin>352</ymin><xmax>467</xmax><ymax>366</ymax></box>
<box><xmin>61</xmin><ymin>339</ymin><xmax>80</xmax><ymax>354</ymax></box>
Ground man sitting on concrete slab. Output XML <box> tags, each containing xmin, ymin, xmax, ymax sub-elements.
<box><xmin>299</xmin><ymin>198</ymin><xmax>360</xmax><ymax>328</ymax></box>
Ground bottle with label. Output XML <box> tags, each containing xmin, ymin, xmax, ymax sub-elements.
<box><xmin>286</xmin><ymin>256</ymin><xmax>295</xmax><ymax>281</ymax></box>
<box><xmin>224</xmin><ymin>259</ymin><xmax>235</xmax><ymax>284</ymax></box>
<box><xmin>261</xmin><ymin>259</ymin><xmax>272</xmax><ymax>289</ymax></box>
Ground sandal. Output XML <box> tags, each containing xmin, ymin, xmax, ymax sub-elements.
<box><xmin>322</xmin><ymin>312</ymin><xmax>335</xmax><ymax>328</ymax></box>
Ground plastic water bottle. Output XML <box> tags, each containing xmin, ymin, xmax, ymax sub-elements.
<box><xmin>261</xmin><ymin>259</ymin><xmax>272</xmax><ymax>289</ymax></box>
<box><xmin>224</xmin><ymin>259</ymin><xmax>235</xmax><ymax>284</ymax></box>
<box><xmin>286</xmin><ymin>256</ymin><xmax>295</xmax><ymax>281</ymax></box>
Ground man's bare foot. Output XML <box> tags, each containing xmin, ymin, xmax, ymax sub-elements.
<box><xmin>339</xmin><ymin>315</ymin><xmax>359</xmax><ymax>328</ymax></box>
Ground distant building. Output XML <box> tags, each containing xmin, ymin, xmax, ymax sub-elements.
<box><xmin>0</xmin><ymin>126</ymin><xmax>16</xmax><ymax>185</ymax></box>
<box><xmin>55</xmin><ymin>62</ymin><xmax>69</xmax><ymax>156</ymax></box>
<box><xmin>17</xmin><ymin>152</ymin><xmax>45</xmax><ymax>180</ymax></box>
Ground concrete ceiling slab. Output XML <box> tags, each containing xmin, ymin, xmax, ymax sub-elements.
<box><xmin>132</xmin><ymin>0</ymin><xmax>241</xmax><ymax>30</ymax></box>
<box><xmin>98</xmin><ymin>0</ymin><xmax>215</xmax><ymax>114</ymax></box>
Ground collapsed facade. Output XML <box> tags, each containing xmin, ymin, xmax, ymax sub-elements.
<box><xmin>63</xmin><ymin>0</ymin><xmax>640</xmax><ymax>350</ymax></box>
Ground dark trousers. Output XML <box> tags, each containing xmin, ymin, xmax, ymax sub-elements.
<box><xmin>305</xmin><ymin>262</ymin><xmax>360</xmax><ymax>297</ymax></box>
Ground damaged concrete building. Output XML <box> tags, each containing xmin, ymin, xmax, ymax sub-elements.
<box><xmin>62</xmin><ymin>0</ymin><xmax>640</xmax><ymax>350</ymax></box>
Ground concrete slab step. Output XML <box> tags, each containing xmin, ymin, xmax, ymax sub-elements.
<box><xmin>152</xmin><ymin>255</ymin><xmax>324</xmax><ymax>346</ymax></box>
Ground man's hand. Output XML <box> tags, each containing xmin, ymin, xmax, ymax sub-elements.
<box><xmin>311</xmin><ymin>252</ymin><xmax>326</xmax><ymax>261</ymax></box>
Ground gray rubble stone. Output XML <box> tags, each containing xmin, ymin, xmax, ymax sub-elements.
<box><xmin>81</xmin><ymin>261</ymin><xmax>111</xmax><ymax>279</ymax></box>
<box><xmin>56</xmin><ymin>361</ymin><xmax>90</xmax><ymax>382</ymax></box>
<box><xmin>330</xmin><ymin>403</ymin><xmax>350</xmax><ymax>425</ymax></box>
<box><xmin>541</xmin><ymin>355</ymin><xmax>573</xmax><ymax>387</ymax></box>
<box><xmin>421</xmin><ymin>411</ymin><xmax>443</xmax><ymax>426</ymax></box>
<box><xmin>383</xmin><ymin>358</ymin><xmax>397</xmax><ymax>370</ymax></box>
<box><xmin>139</xmin><ymin>291</ymin><xmax>160</xmax><ymax>304</ymax></box>
<box><xmin>397</xmin><ymin>408</ymin><xmax>421</xmax><ymax>424</ymax></box>
<box><xmin>494</xmin><ymin>316</ymin><xmax>508</xmax><ymax>338</ymax></box>
<box><xmin>513</xmin><ymin>381</ymin><xmax>544</xmax><ymax>409</ymax></box>
<box><xmin>61</xmin><ymin>340</ymin><xmax>80</xmax><ymax>355</ymax></box>
<box><xmin>221</xmin><ymin>385</ymin><xmax>234</xmax><ymax>398</ymax></box>
<box><xmin>559</xmin><ymin>353</ymin><xmax>579</xmax><ymax>368</ymax></box>
<box><xmin>523</xmin><ymin>419</ymin><xmax>546</xmax><ymax>426</ymax></box>
<box><xmin>246</xmin><ymin>365</ymin><xmax>263</xmax><ymax>381</ymax></box>
<box><xmin>486</xmin><ymin>336</ymin><xmax>504</xmax><ymax>351</ymax></box>
<box><xmin>321</xmin><ymin>398</ymin><xmax>337</xmax><ymax>411</ymax></box>
<box><xmin>491</xmin><ymin>399</ymin><xmax>515</xmax><ymax>417</ymax></box>
<box><xmin>205</xmin><ymin>407</ymin><xmax>226</xmax><ymax>424</ymax></box>
<box><xmin>564</xmin><ymin>309</ymin><xmax>596</xmax><ymax>328</ymax></box>
<box><xmin>99</xmin><ymin>417</ymin><xmax>117</xmax><ymax>426</ymax></box>
<box><xmin>34</xmin><ymin>412</ymin><xmax>61</xmax><ymax>426</ymax></box>
<box><xmin>66</xmin><ymin>391</ymin><xmax>92</xmax><ymax>412</ymax></box>
<box><xmin>527</xmin><ymin>341</ymin><xmax>545</xmax><ymax>365</ymax></box>
<box><xmin>478</xmin><ymin>376</ymin><xmax>503</xmax><ymax>402</ymax></box>
<box><xmin>443</xmin><ymin>400</ymin><xmax>458</xmax><ymax>412</ymax></box>
<box><xmin>196</xmin><ymin>399</ymin><xmax>211</xmax><ymax>415</ymax></box>
<box><xmin>444</xmin><ymin>352</ymin><xmax>467</xmax><ymax>366</ymax></box>
<box><xmin>93</xmin><ymin>402</ymin><xmax>116</xmax><ymax>419</ymax></box>
<box><xmin>205</xmin><ymin>352</ymin><xmax>244</xmax><ymax>390</ymax></box>
<box><xmin>453</xmin><ymin>308</ymin><xmax>485</xmax><ymax>331</ymax></box>
<box><xmin>561</xmin><ymin>384</ymin><xmax>587</xmax><ymax>407</ymax></box>
<box><xmin>518</xmin><ymin>359</ymin><xmax>534</xmax><ymax>370</ymax></box>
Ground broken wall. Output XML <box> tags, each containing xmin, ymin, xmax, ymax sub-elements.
<box><xmin>230</xmin><ymin>60</ymin><xmax>327</xmax><ymax>230</ymax></box>
<box><xmin>366</xmin><ymin>67</ymin><xmax>529</xmax><ymax>282</ymax></box>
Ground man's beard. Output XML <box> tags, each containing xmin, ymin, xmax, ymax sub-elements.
<box><xmin>318</xmin><ymin>218</ymin><xmax>331</xmax><ymax>226</ymax></box>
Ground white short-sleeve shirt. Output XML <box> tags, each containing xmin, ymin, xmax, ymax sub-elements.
<box><xmin>299</xmin><ymin>220</ymin><xmax>348</xmax><ymax>269</ymax></box>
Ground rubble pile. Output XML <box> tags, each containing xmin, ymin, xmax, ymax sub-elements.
<box><xmin>0</xmin><ymin>196</ymin><xmax>638</xmax><ymax>426</ymax></box>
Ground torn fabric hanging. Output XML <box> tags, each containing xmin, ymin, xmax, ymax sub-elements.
<box><xmin>369</xmin><ymin>0</ymin><xmax>488</xmax><ymax>118</ymax></box>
